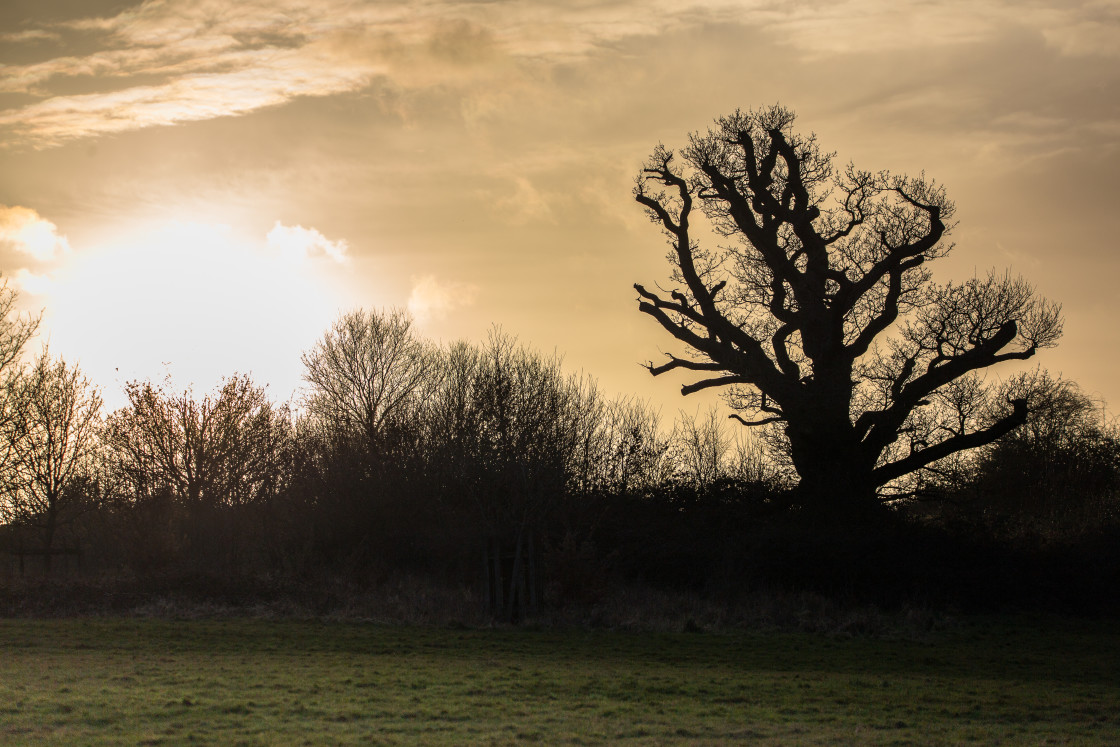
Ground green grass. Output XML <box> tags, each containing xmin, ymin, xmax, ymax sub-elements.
<box><xmin>0</xmin><ymin>616</ymin><xmax>1117</xmax><ymax>744</ymax></box>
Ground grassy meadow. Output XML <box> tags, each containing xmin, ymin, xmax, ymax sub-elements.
<box><xmin>0</xmin><ymin>616</ymin><xmax>1117</xmax><ymax>745</ymax></box>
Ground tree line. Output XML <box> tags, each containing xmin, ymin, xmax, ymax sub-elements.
<box><xmin>2</xmin><ymin>104</ymin><xmax>1119</xmax><ymax>615</ymax></box>
<box><xmin>1</xmin><ymin>279</ymin><xmax>1117</xmax><ymax>613</ymax></box>
<box><xmin>0</xmin><ymin>291</ymin><xmax>775</xmax><ymax>606</ymax></box>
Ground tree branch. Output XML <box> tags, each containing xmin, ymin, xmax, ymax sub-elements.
<box><xmin>872</xmin><ymin>398</ymin><xmax>1028</xmax><ymax>486</ymax></box>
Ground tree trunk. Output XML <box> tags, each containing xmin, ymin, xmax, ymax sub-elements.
<box><xmin>786</xmin><ymin>410</ymin><xmax>881</xmax><ymax>521</ymax></box>
<box><xmin>480</xmin><ymin>542</ymin><xmax>491</xmax><ymax>615</ymax></box>
<box><xmin>527</xmin><ymin>532</ymin><xmax>538</xmax><ymax>614</ymax></box>
<box><xmin>490</xmin><ymin>538</ymin><xmax>504</xmax><ymax>614</ymax></box>
<box><xmin>43</xmin><ymin>504</ymin><xmax>58</xmax><ymax>574</ymax></box>
<box><xmin>794</xmin><ymin>460</ymin><xmax>880</xmax><ymax>521</ymax></box>
<box><xmin>505</xmin><ymin>528</ymin><xmax>525</xmax><ymax>624</ymax></box>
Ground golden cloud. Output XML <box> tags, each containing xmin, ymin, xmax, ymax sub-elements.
<box><xmin>0</xmin><ymin>204</ymin><xmax>71</xmax><ymax>262</ymax></box>
<box><xmin>267</xmin><ymin>221</ymin><xmax>349</xmax><ymax>263</ymax></box>
<box><xmin>407</xmin><ymin>274</ymin><xmax>478</xmax><ymax>324</ymax></box>
<box><xmin>0</xmin><ymin>0</ymin><xmax>1114</xmax><ymax>149</ymax></box>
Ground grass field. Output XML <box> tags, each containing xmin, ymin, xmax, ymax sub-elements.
<box><xmin>0</xmin><ymin>615</ymin><xmax>1117</xmax><ymax>745</ymax></box>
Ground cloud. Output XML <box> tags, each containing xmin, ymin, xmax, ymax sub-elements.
<box><xmin>0</xmin><ymin>44</ymin><xmax>383</xmax><ymax>146</ymax></box>
<box><xmin>12</xmin><ymin>269</ymin><xmax>55</xmax><ymax>296</ymax></box>
<box><xmin>496</xmin><ymin>176</ymin><xmax>555</xmax><ymax>225</ymax></box>
<box><xmin>0</xmin><ymin>204</ymin><xmax>71</xmax><ymax>261</ymax></box>
<box><xmin>1041</xmin><ymin>10</ymin><xmax>1120</xmax><ymax>57</ymax></box>
<box><xmin>266</xmin><ymin>221</ymin><xmax>349</xmax><ymax>263</ymax></box>
<box><xmin>0</xmin><ymin>0</ymin><xmax>1116</xmax><ymax>149</ymax></box>
<box><xmin>0</xmin><ymin>29</ymin><xmax>60</xmax><ymax>44</ymax></box>
<box><xmin>407</xmin><ymin>274</ymin><xmax>478</xmax><ymax>324</ymax></box>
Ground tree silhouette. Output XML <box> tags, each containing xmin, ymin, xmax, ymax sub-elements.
<box><xmin>0</xmin><ymin>278</ymin><xmax>40</xmax><ymax>476</ymax></box>
<box><xmin>301</xmin><ymin>308</ymin><xmax>439</xmax><ymax>447</ymax></box>
<box><xmin>634</xmin><ymin>105</ymin><xmax>1062</xmax><ymax>516</ymax></box>
<box><xmin>0</xmin><ymin>278</ymin><xmax>38</xmax><ymax>378</ymax></box>
<box><xmin>945</xmin><ymin>371</ymin><xmax>1120</xmax><ymax>533</ymax></box>
<box><xmin>104</xmin><ymin>375</ymin><xmax>287</xmax><ymax>508</ymax></box>
<box><xmin>1</xmin><ymin>351</ymin><xmax>102</xmax><ymax>568</ymax></box>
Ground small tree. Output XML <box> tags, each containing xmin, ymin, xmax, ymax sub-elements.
<box><xmin>583</xmin><ymin>398</ymin><xmax>672</xmax><ymax>498</ymax></box>
<box><xmin>295</xmin><ymin>309</ymin><xmax>442</xmax><ymax>568</ymax></box>
<box><xmin>422</xmin><ymin>331</ymin><xmax>603</xmax><ymax>618</ymax></box>
<box><xmin>0</xmin><ymin>277</ymin><xmax>40</xmax><ymax>474</ymax></box>
<box><xmin>102</xmin><ymin>374</ymin><xmax>290</xmax><ymax>570</ymax></box>
<box><xmin>634</xmin><ymin>105</ymin><xmax>1062</xmax><ymax>516</ymax></box>
<box><xmin>0</xmin><ymin>351</ymin><xmax>102</xmax><ymax>568</ymax></box>
<box><xmin>943</xmin><ymin>372</ymin><xmax>1120</xmax><ymax>534</ymax></box>
<box><xmin>670</xmin><ymin>408</ymin><xmax>731</xmax><ymax>490</ymax></box>
<box><xmin>104</xmin><ymin>374</ymin><xmax>288</xmax><ymax>508</ymax></box>
<box><xmin>301</xmin><ymin>308</ymin><xmax>440</xmax><ymax>447</ymax></box>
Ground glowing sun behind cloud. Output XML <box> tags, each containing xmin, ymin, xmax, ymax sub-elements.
<box><xmin>0</xmin><ymin>205</ymin><xmax>71</xmax><ymax>262</ymax></box>
<box><xmin>34</xmin><ymin>218</ymin><xmax>359</xmax><ymax>408</ymax></box>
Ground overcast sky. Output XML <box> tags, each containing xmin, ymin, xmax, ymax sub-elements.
<box><xmin>1</xmin><ymin>0</ymin><xmax>1117</xmax><ymax>415</ymax></box>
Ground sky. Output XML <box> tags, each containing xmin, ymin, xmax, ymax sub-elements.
<box><xmin>0</xmin><ymin>0</ymin><xmax>1118</xmax><ymax>416</ymax></box>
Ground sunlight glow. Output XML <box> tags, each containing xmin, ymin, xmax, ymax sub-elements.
<box><xmin>0</xmin><ymin>205</ymin><xmax>71</xmax><ymax>261</ymax></box>
<box><xmin>38</xmin><ymin>219</ymin><xmax>357</xmax><ymax>409</ymax></box>
<box><xmin>267</xmin><ymin>221</ymin><xmax>349</xmax><ymax>264</ymax></box>
<box><xmin>407</xmin><ymin>274</ymin><xmax>478</xmax><ymax>325</ymax></box>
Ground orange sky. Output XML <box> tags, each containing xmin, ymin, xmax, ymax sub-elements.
<box><xmin>1</xmin><ymin>0</ymin><xmax>1118</xmax><ymax>416</ymax></box>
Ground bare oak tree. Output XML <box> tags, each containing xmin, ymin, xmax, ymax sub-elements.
<box><xmin>634</xmin><ymin>106</ymin><xmax>1062</xmax><ymax>515</ymax></box>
